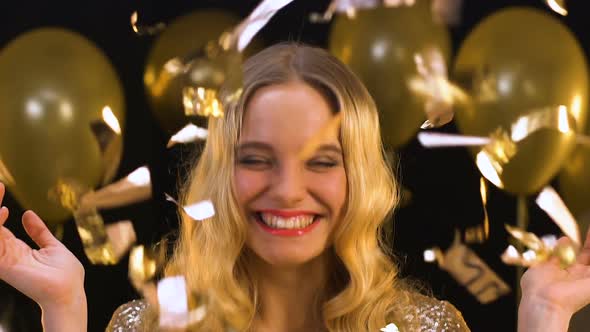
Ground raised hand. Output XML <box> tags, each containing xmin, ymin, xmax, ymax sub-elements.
<box><xmin>518</xmin><ymin>228</ymin><xmax>590</xmax><ymax>332</ymax></box>
<box><xmin>0</xmin><ymin>183</ymin><xmax>86</xmax><ymax>331</ymax></box>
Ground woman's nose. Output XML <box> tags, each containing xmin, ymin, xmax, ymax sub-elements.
<box><xmin>270</xmin><ymin>163</ymin><xmax>306</xmax><ymax>206</ymax></box>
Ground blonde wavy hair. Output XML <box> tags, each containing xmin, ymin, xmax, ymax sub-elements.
<box><xmin>162</xmin><ymin>43</ymin><xmax>415</xmax><ymax>331</ymax></box>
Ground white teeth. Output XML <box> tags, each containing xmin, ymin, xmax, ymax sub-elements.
<box><xmin>259</xmin><ymin>213</ymin><xmax>316</xmax><ymax>229</ymax></box>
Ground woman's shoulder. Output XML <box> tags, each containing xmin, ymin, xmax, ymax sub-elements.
<box><xmin>401</xmin><ymin>291</ymin><xmax>470</xmax><ymax>332</ymax></box>
<box><xmin>105</xmin><ymin>299</ymin><xmax>151</xmax><ymax>332</ymax></box>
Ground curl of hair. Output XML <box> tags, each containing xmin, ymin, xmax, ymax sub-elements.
<box><xmin>161</xmin><ymin>43</ymin><xmax>415</xmax><ymax>331</ymax></box>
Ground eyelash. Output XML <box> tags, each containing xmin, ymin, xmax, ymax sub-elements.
<box><xmin>237</xmin><ymin>157</ymin><xmax>339</xmax><ymax>169</ymax></box>
<box><xmin>238</xmin><ymin>157</ymin><xmax>271</xmax><ymax>166</ymax></box>
<box><xmin>307</xmin><ymin>160</ymin><xmax>338</xmax><ymax>168</ymax></box>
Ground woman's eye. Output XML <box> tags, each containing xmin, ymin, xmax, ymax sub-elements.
<box><xmin>307</xmin><ymin>159</ymin><xmax>338</xmax><ymax>169</ymax></box>
<box><xmin>238</xmin><ymin>157</ymin><xmax>272</xmax><ymax>167</ymax></box>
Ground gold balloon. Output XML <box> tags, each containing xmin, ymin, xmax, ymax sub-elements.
<box><xmin>0</xmin><ymin>28</ymin><xmax>125</xmax><ymax>225</ymax></box>
<box><xmin>181</xmin><ymin>33</ymin><xmax>244</xmax><ymax>119</ymax></box>
<box><xmin>329</xmin><ymin>0</ymin><xmax>452</xmax><ymax>148</ymax></box>
<box><xmin>453</xmin><ymin>7</ymin><xmax>588</xmax><ymax>194</ymax></box>
<box><xmin>559</xmin><ymin>142</ymin><xmax>590</xmax><ymax>237</ymax></box>
<box><xmin>145</xmin><ymin>10</ymin><xmax>260</xmax><ymax>134</ymax></box>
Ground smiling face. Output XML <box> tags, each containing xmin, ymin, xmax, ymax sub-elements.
<box><xmin>234</xmin><ymin>80</ymin><xmax>347</xmax><ymax>267</ymax></box>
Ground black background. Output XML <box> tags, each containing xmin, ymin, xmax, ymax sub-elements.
<box><xmin>0</xmin><ymin>0</ymin><xmax>587</xmax><ymax>331</ymax></box>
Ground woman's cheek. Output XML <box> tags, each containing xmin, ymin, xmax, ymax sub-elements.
<box><xmin>234</xmin><ymin>169</ymin><xmax>267</xmax><ymax>201</ymax></box>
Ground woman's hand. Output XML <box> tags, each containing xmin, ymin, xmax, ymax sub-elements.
<box><xmin>518</xmin><ymin>228</ymin><xmax>590</xmax><ymax>332</ymax></box>
<box><xmin>0</xmin><ymin>182</ymin><xmax>87</xmax><ymax>331</ymax></box>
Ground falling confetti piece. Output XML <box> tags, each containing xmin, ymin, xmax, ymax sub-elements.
<box><xmin>130</xmin><ymin>10</ymin><xmax>166</xmax><ymax>35</ymax></box>
<box><xmin>156</xmin><ymin>275</ymin><xmax>208</xmax><ymax>329</ymax></box>
<box><xmin>545</xmin><ymin>0</ymin><xmax>568</xmax><ymax>16</ymax></box>
<box><xmin>505</xmin><ymin>224</ymin><xmax>545</xmax><ymax>252</ymax></box>
<box><xmin>129</xmin><ymin>245</ymin><xmax>157</xmax><ymax>288</ymax></box>
<box><xmin>158</xmin><ymin>276</ymin><xmax>188</xmax><ymax>314</ymax></box>
<box><xmin>503</xmin><ymin>223</ymin><xmax>578</xmax><ymax>267</ymax></box>
<box><xmin>420</xmin><ymin>106</ymin><xmax>576</xmax><ymax>192</ymax></box>
<box><xmin>380</xmin><ymin>322</ymin><xmax>400</xmax><ymax>332</ymax></box>
<box><xmin>298</xmin><ymin>112</ymin><xmax>342</xmax><ymax>161</ymax></box>
<box><xmin>417</xmin><ymin>132</ymin><xmax>490</xmax><ymax>148</ymax></box>
<box><xmin>166</xmin><ymin>193</ymin><xmax>215</xmax><ymax>221</ymax></box>
<box><xmin>231</xmin><ymin>0</ymin><xmax>296</xmax><ymax>52</ymax></box>
<box><xmin>464</xmin><ymin>178</ymin><xmax>490</xmax><ymax>244</ymax></box>
<box><xmin>78</xmin><ymin>166</ymin><xmax>152</xmax><ymax>211</ymax></box>
<box><xmin>310</xmin><ymin>0</ymin><xmax>417</xmax><ymax>22</ymax></box>
<box><xmin>105</xmin><ymin>220</ymin><xmax>137</xmax><ymax>263</ymax></box>
<box><xmin>536</xmin><ymin>186</ymin><xmax>581</xmax><ymax>246</ymax></box>
<box><xmin>409</xmin><ymin>48</ymin><xmax>467</xmax><ymax>129</ymax></box>
<box><xmin>183</xmin><ymin>86</ymin><xmax>225</xmax><ymax>118</ymax></box>
<box><xmin>427</xmin><ymin>232</ymin><xmax>511</xmax><ymax>303</ymax></box>
<box><xmin>423</xmin><ymin>249</ymin><xmax>438</xmax><ymax>263</ymax></box>
<box><xmin>168</xmin><ymin>123</ymin><xmax>209</xmax><ymax>148</ymax></box>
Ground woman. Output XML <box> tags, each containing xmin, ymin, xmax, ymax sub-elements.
<box><xmin>0</xmin><ymin>44</ymin><xmax>589</xmax><ymax>331</ymax></box>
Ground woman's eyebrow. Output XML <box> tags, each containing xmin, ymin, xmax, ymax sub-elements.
<box><xmin>314</xmin><ymin>143</ymin><xmax>342</xmax><ymax>154</ymax></box>
<box><xmin>236</xmin><ymin>141</ymin><xmax>274</xmax><ymax>152</ymax></box>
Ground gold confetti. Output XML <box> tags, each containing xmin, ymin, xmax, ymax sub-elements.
<box><xmin>183</xmin><ymin>87</ymin><xmax>225</xmax><ymax>118</ymax></box>
<box><xmin>105</xmin><ymin>220</ymin><xmax>137</xmax><ymax>263</ymax></box>
<box><xmin>419</xmin><ymin>105</ymin><xmax>577</xmax><ymax>192</ymax></box>
<box><xmin>505</xmin><ymin>225</ymin><xmax>546</xmax><ymax>253</ymax></box>
<box><xmin>298</xmin><ymin>112</ymin><xmax>343</xmax><ymax>162</ymax></box>
<box><xmin>310</xmin><ymin>0</ymin><xmax>418</xmax><ymax>22</ymax></box>
<box><xmin>89</xmin><ymin>107</ymin><xmax>123</xmax><ymax>186</ymax></box>
<box><xmin>128</xmin><ymin>245</ymin><xmax>160</xmax><ymax>307</ymax></box>
<box><xmin>499</xmin><ymin>186</ymin><xmax>585</xmax><ymax>268</ymax></box>
<box><xmin>502</xmin><ymin>222</ymin><xmax>579</xmax><ymax>268</ymax></box>
<box><xmin>129</xmin><ymin>245</ymin><xmax>157</xmax><ymax>286</ymax></box>
<box><xmin>408</xmin><ymin>48</ymin><xmax>467</xmax><ymax>129</ymax></box>
<box><xmin>426</xmin><ymin>232</ymin><xmax>511</xmax><ymax>303</ymax></box>
<box><xmin>50</xmin><ymin>179</ymin><xmax>137</xmax><ymax>265</ymax></box>
<box><xmin>79</xmin><ymin>166</ymin><xmax>152</xmax><ymax>212</ymax></box>
<box><xmin>535</xmin><ymin>186</ymin><xmax>581</xmax><ymax>247</ymax></box>
<box><xmin>73</xmin><ymin>207</ymin><xmax>117</xmax><ymax>265</ymax></box>
<box><xmin>157</xmin><ymin>0</ymin><xmax>292</xmax><ymax>122</ymax></box>
<box><xmin>180</xmin><ymin>37</ymin><xmax>244</xmax><ymax>119</ymax></box>
<box><xmin>130</xmin><ymin>11</ymin><xmax>166</xmax><ymax>36</ymax></box>
<box><xmin>464</xmin><ymin>178</ymin><xmax>490</xmax><ymax>243</ymax></box>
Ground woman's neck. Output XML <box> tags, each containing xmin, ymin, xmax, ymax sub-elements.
<box><xmin>251</xmin><ymin>253</ymin><xmax>331</xmax><ymax>332</ymax></box>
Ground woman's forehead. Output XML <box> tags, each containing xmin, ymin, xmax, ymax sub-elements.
<box><xmin>239</xmin><ymin>81</ymin><xmax>339</xmax><ymax>146</ymax></box>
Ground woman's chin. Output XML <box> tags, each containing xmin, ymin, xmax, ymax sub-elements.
<box><xmin>257</xmin><ymin>252</ymin><xmax>319</xmax><ymax>268</ymax></box>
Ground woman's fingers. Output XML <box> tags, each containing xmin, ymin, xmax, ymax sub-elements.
<box><xmin>22</xmin><ymin>211</ymin><xmax>60</xmax><ymax>249</ymax></box>
<box><xmin>577</xmin><ymin>228</ymin><xmax>590</xmax><ymax>266</ymax></box>
<box><xmin>0</xmin><ymin>182</ymin><xmax>5</xmax><ymax>204</ymax></box>
<box><xmin>0</xmin><ymin>206</ymin><xmax>8</xmax><ymax>227</ymax></box>
<box><xmin>0</xmin><ymin>183</ymin><xmax>10</xmax><ymax>228</ymax></box>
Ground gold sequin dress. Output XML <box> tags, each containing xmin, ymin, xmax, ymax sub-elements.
<box><xmin>106</xmin><ymin>292</ymin><xmax>469</xmax><ymax>332</ymax></box>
